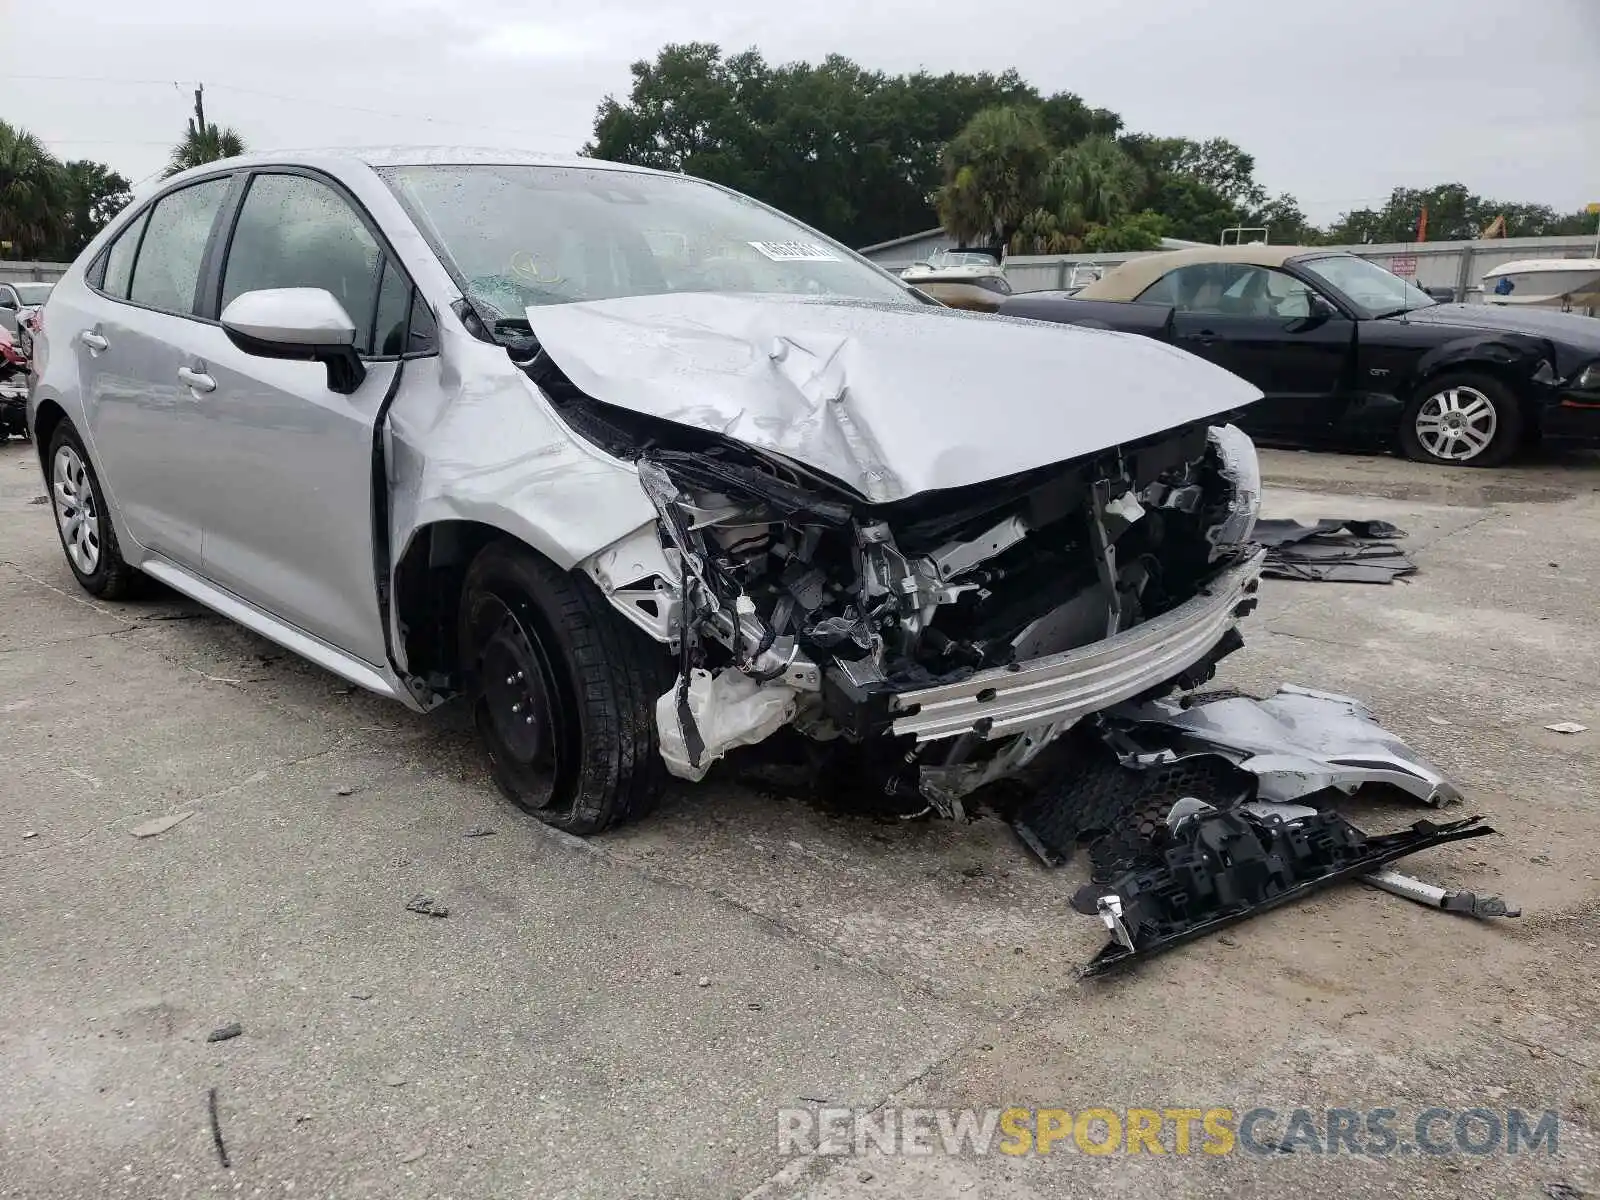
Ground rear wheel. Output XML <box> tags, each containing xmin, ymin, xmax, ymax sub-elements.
<box><xmin>458</xmin><ymin>540</ymin><xmax>669</xmax><ymax>834</ymax></box>
<box><xmin>1399</xmin><ymin>372</ymin><xmax>1522</xmax><ymax>467</ymax></box>
<box><xmin>47</xmin><ymin>423</ymin><xmax>142</xmax><ymax>599</ymax></box>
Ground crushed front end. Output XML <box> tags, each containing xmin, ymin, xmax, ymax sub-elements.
<box><xmin>604</xmin><ymin>415</ymin><xmax>1265</xmax><ymax>814</ymax></box>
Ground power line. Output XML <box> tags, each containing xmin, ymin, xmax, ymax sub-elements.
<box><xmin>6</xmin><ymin>72</ymin><xmax>583</xmax><ymax>145</ymax></box>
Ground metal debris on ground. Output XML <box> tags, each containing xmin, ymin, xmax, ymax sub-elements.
<box><xmin>28</xmin><ymin>495</ymin><xmax>47</xmax><ymax>505</ymax></box>
<box><xmin>1010</xmin><ymin>682</ymin><xmax>1510</xmax><ymax>973</ymax></box>
<box><xmin>1361</xmin><ymin>866</ymin><xmax>1520</xmax><ymax>918</ymax></box>
<box><xmin>404</xmin><ymin>896</ymin><xmax>449</xmax><ymax>918</ymax></box>
<box><xmin>129</xmin><ymin>811</ymin><xmax>195</xmax><ymax>838</ymax></box>
<box><xmin>1545</xmin><ymin>721</ymin><xmax>1588</xmax><ymax>734</ymax></box>
<box><xmin>463</xmin><ymin>827</ymin><xmax>497</xmax><ymax>838</ymax></box>
<box><xmin>1115</xmin><ymin>685</ymin><xmax>1461</xmax><ymax>806</ymax></box>
<box><xmin>1073</xmin><ymin>807</ymin><xmax>1495</xmax><ymax>975</ymax></box>
<box><xmin>206</xmin><ymin>1022</ymin><xmax>244</xmax><ymax>1043</ymax></box>
<box><xmin>1253</xmin><ymin>518</ymin><xmax>1416</xmax><ymax>583</ymax></box>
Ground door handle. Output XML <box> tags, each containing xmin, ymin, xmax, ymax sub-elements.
<box><xmin>177</xmin><ymin>366</ymin><xmax>216</xmax><ymax>393</ymax></box>
<box><xmin>80</xmin><ymin>331</ymin><xmax>108</xmax><ymax>353</ymax></box>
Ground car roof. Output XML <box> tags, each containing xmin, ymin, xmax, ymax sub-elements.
<box><xmin>154</xmin><ymin>146</ymin><xmax>668</xmax><ymax>191</ymax></box>
<box><xmin>1074</xmin><ymin>244</ymin><xmax>1346</xmax><ymax>301</ymax></box>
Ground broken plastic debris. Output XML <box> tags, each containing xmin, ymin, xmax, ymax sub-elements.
<box><xmin>1545</xmin><ymin>721</ymin><xmax>1588</xmax><ymax>734</ymax></box>
<box><xmin>206</xmin><ymin>1022</ymin><xmax>244</xmax><ymax>1043</ymax></box>
<box><xmin>656</xmin><ymin>668</ymin><xmax>798</xmax><ymax>782</ymax></box>
<box><xmin>22</xmin><ymin>830</ymin><xmax>38</xmax><ymax>840</ymax></box>
<box><xmin>405</xmin><ymin>896</ymin><xmax>449</xmax><ymax>918</ymax></box>
<box><xmin>130</xmin><ymin>811</ymin><xmax>195</xmax><ymax>838</ymax></box>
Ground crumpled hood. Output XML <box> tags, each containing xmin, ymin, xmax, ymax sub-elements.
<box><xmin>525</xmin><ymin>293</ymin><xmax>1262</xmax><ymax>502</ymax></box>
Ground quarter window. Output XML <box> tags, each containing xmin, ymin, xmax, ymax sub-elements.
<box><xmin>127</xmin><ymin>178</ymin><xmax>232</xmax><ymax>315</ymax></box>
<box><xmin>99</xmin><ymin>209</ymin><xmax>151</xmax><ymax>299</ymax></box>
<box><xmin>221</xmin><ymin>173</ymin><xmax>389</xmax><ymax>354</ymax></box>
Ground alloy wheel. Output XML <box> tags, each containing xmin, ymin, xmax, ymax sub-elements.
<box><xmin>52</xmin><ymin>444</ymin><xmax>101</xmax><ymax>575</ymax></box>
<box><xmin>1414</xmin><ymin>386</ymin><xmax>1498</xmax><ymax>462</ymax></box>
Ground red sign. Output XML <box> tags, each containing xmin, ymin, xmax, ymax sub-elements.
<box><xmin>1388</xmin><ymin>254</ymin><xmax>1419</xmax><ymax>277</ymax></box>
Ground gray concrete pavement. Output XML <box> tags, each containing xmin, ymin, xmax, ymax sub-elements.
<box><xmin>3</xmin><ymin>438</ymin><xmax>1598</xmax><ymax>1199</ymax></box>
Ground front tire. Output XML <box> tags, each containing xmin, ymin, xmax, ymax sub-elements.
<box><xmin>47</xmin><ymin>422</ymin><xmax>142</xmax><ymax>599</ymax></box>
<box><xmin>1399</xmin><ymin>372</ymin><xmax>1522</xmax><ymax>467</ymax></box>
<box><xmin>458</xmin><ymin>540</ymin><xmax>670</xmax><ymax>834</ymax></box>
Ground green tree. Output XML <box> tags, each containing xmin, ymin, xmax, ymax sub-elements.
<box><xmin>1045</xmin><ymin>135</ymin><xmax>1144</xmax><ymax>228</ymax></box>
<box><xmin>935</xmin><ymin>105</ymin><xmax>1053</xmax><ymax>248</ymax></box>
<box><xmin>586</xmin><ymin>44</ymin><xmax>1041</xmax><ymax>246</ymax></box>
<box><xmin>1082</xmin><ymin>210</ymin><xmax>1169</xmax><ymax>253</ymax></box>
<box><xmin>1037</xmin><ymin>92</ymin><xmax>1122</xmax><ymax>148</ymax></box>
<box><xmin>166</xmin><ymin>117</ymin><xmax>246</xmax><ymax>178</ymax></box>
<box><xmin>1328</xmin><ymin>183</ymin><xmax>1595</xmax><ymax>243</ymax></box>
<box><xmin>0</xmin><ymin>120</ymin><xmax>67</xmax><ymax>257</ymax></box>
<box><xmin>46</xmin><ymin>160</ymin><xmax>132</xmax><ymax>260</ymax></box>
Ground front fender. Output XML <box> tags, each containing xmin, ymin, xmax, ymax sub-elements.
<box><xmin>1407</xmin><ymin>331</ymin><xmax>1553</xmax><ymax>397</ymax></box>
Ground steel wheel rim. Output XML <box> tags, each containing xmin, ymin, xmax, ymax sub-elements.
<box><xmin>1415</xmin><ymin>386</ymin><xmax>1497</xmax><ymax>462</ymax></box>
<box><xmin>52</xmin><ymin>445</ymin><xmax>101</xmax><ymax>575</ymax></box>
<box><xmin>468</xmin><ymin>591</ymin><xmax>572</xmax><ymax>814</ymax></box>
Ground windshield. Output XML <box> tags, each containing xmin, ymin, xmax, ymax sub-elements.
<box><xmin>15</xmin><ymin>283</ymin><xmax>53</xmax><ymax>305</ymax></box>
<box><xmin>379</xmin><ymin>164</ymin><xmax>912</xmax><ymax>321</ymax></box>
<box><xmin>1298</xmin><ymin>255</ymin><xmax>1435</xmax><ymax>316</ymax></box>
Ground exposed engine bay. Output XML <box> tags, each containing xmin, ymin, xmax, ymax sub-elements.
<box><xmin>519</xmin><ymin>338</ymin><xmax>1267</xmax><ymax>814</ymax></box>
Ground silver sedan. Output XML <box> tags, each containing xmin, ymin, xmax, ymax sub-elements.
<box><xmin>29</xmin><ymin>148</ymin><xmax>1265</xmax><ymax>833</ymax></box>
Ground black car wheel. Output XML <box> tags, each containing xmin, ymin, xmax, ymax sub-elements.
<box><xmin>1399</xmin><ymin>372</ymin><xmax>1522</xmax><ymax>467</ymax></box>
<box><xmin>458</xmin><ymin>540</ymin><xmax>669</xmax><ymax>834</ymax></box>
<box><xmin>46</xmin><ymin>422</ymin><xmax>143</xmax><ymax>599</ymax></box>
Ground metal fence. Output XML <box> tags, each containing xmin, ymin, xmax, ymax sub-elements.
<box><xmin>0</xmin><ymin>261</ymin><xmax>70</xmax><ymax>287</ymax></box>
<box><xmin>1000</xmin><ymin>235</ymin><xmax>1600</xmax><ymax>307</ymax></box>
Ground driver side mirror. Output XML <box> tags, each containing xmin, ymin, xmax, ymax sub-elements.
<box><xmin>1306</xmin><ymin>293</ymin><xmax>1338</xmax><ymax>320</ymax></box>
<box><xmin>220</xmin><ymin>287</ymin><xmax>367</xmax><ymax>395</ymax></box>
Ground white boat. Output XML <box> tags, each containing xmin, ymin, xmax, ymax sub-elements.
<box><xmin>1480</xmin><ymin>258</ymin><xmax>1600</xmax><ymax>308</ymax></box>
<box><xmin>901</xmin><ymin>249</ymin><xmax>1012</xmax><ymax>311</ymax></box>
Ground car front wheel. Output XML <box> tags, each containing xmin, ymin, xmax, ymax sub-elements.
<box><xmin>1399</xmin><ymin>372</ymin><xmax>1522</xmax><ymax>467</ymax></box>
<box><xmin>47</xmin><ymin>423</ymin><xmax>142</xmax><ymax>598</ymax></box>
<box><xmin>458</xmin><ymin>540</ymin><xmax>670</xmax><ymax>834</ymax></box>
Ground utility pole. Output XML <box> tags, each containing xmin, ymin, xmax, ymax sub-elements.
<box><xmin>192</xmin><ymin>83</ymin><xmax>206</xmax><ymax>135</ymax></box>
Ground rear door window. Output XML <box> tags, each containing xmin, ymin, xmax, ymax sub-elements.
<box><xmin>127</xmin><ymin>178</ymin><xmax>232</xmax><ymax>315</ymax></box>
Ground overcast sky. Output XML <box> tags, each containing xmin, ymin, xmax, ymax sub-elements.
<box><xmin>4</xmin><ymin>0</ymin><xmax>1596</xmax><ymax>233</ymax></box>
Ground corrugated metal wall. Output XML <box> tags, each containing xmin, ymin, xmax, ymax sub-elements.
<box><xmin>0</xmin><ymin>262</ymin><xmax>69</xmax><ymax>287</ymax></box>
<box><xmin>957</xmin><ymin>236</ymin><xmax>1600</xmax><ymax>306</ymax></box>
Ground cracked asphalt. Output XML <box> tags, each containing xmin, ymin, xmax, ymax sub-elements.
<box><xmin>2</xmin><ymin>437</ymin><xmax>1599</xmax><ymax>1199</ymax></box>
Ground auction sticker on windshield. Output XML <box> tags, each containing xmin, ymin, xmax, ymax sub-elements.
<box><xmin>748</xmin><ymin>240</ymin><xmax>840</xmax><ymax>261</ymax></box>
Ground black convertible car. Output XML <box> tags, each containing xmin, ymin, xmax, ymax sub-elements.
<box><xmin>1001</xmin><ymin>246</ymin><xmax>1600</xmax><ymax>466</ymax></box>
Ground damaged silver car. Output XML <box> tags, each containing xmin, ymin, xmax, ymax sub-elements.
<box><xmin>29</xmin><ymin>149</ymin><xmax>1266</xmax><ymax>832</ymax></box>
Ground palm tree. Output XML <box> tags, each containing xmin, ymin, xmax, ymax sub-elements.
<box><xmin>166</xmin><ymin>118</ymin><xmax>246</xmax><ymax>178</ymax></box>
<box><xmin>935</xmin><ymin>105</ymin><xmax>1052</xmax><ymax>248</ymax></box>
<box><xmin>1045</xmin><ymin>135</ymin><xmax>1144</xmax><ymax>230</ymax></box>
<box><xmin>0</xmin><ymin>120</ymin><xmax>67</xmax><ymax>257</ymax></box>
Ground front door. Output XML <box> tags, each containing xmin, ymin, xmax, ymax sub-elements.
<box><xmin>187</xmin><ymin>169</ymin><xmax>428</xmax><ymax>666</ymax></box>
<box><xmin>1149</xmin><ymin>262</ymin><xmax>1354</xmax><ymax>439</ymax></box>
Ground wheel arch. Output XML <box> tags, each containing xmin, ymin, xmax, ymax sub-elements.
<box><xmin>390</xmin><ymin>519</ymin><xmax>514</xmax><ymax>694</ymax></box>
<box><xmin>30</xmin><ymin>397</ymin><xmax>70</xmax><ymax>473</ymax></box>
<box><xmin>1402</xmin><ymin>334</ymin><xmax>1553</xmax><ymax>425</ymax></box>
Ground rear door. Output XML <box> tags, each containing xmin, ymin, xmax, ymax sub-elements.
<box><xmin>76</xmin><ymin>175</ymin><xmax>237</xmax><ymax>568</ymax></box>
<box><xmin>187</xmin><ymin>168</ymin><xmax>436</xmax><ymax>665</ymax></box>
